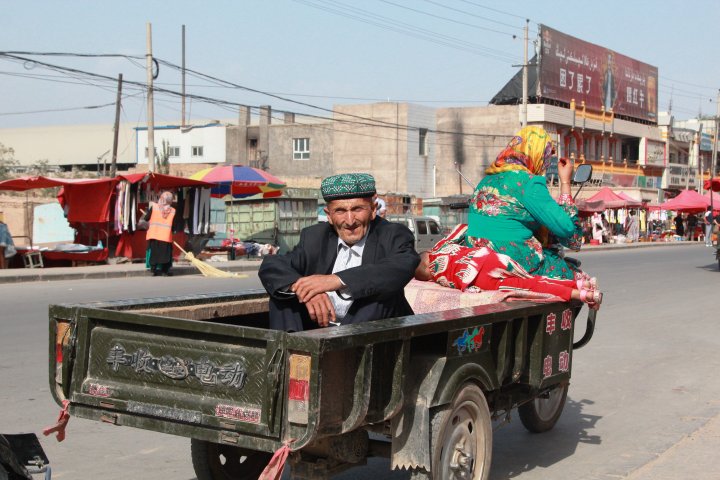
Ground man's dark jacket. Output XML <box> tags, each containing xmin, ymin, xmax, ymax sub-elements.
<box><xmin>259</xmin><ymin>216</ymin><xmax>420</xmax><ymax>331</ymax></box>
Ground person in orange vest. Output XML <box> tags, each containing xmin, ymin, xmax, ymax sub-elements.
<box><xmin>143</xmin><ymin>191</ymin><xmax>178</xmax><ymax>276</ymax></box>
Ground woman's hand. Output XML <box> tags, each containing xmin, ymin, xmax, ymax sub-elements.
<box><xmin>557</xmin><ymin>157</ymin><xmax>574</xmax><ymax>195</ymax></box>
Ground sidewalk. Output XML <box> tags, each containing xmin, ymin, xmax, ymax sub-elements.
<box><xmin>0</xmin><ymin>240</ymin><xmax>707</xmax><ymax>284</ymax></box>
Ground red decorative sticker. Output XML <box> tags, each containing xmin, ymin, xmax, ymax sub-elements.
<box><xmin>543</xmin><ymin>355</ymin><xmax>553</xmax><ymax>378</ymax></box>
<box><xmin>88</xmin><ymin>383</ymin><xmax>111</xmax><ymax>397</ymax></box>
<box><xmin>215</xmin><ymin>404</ymin><xmax>261</xmax><ymax>424</ymax></box>
<box><xmin>546</xmin><ymin>313</ymin><xmax>557</xmax><ymax>335</ymax></box>
<box><xmin>559</xmin><ymin>351</ymin><xmax>570</xmax><ymax>372</ymax></box>
<box><xmin>561</xmin><ymin>309</ymin><xmax>573</xmax><ymax>331</ymax></box>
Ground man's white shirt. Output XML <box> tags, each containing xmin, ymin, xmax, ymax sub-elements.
<box><xmin>327</xmin><ymin>234</ymin><xmax>367</xmax><ymax>320</ymax></box>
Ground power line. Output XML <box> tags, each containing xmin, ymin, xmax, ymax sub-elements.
<box><xmin>0</xmin><ymin>101</ymin><xmax>116</xmax><ymax>116</ymax></box>
<box><xmin>419</xmin><ymin>0</ymin><xmax>524</xmax><ymax>32</ymax></box>
<box><xmin>380</xmin><ymin>0</ymin><xmax>518</xmax><ymax>37</ymax></box>
<box><xmin>291</xmin><ymin>0</ymin><xmax>518</xmax><ymax>62</ymax></box>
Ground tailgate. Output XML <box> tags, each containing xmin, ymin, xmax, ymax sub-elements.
<box><xmin>67</xmin><ymin>305</ymin><xmax>286</xmax><ymax>441</ymax></box>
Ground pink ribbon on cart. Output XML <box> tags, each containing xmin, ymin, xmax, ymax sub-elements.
<box><xmin>258</xmin><ymin>439</ymin><xmax>294</xmax><ymax>480</ymax></box>
<box><xmin>43</xmin><ymin>399</ymin><xmax>70</xmax><ymax>442</ymax></box>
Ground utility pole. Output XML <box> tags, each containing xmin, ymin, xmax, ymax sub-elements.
<box><xmin>697</xmin><ymin>123</ymin><xmax>703</xmax><ymax>193</ymax></box>
<box><xmin>521</xmin><ymin>18</ymin><xmax>529</xmax><ymax>127</ymax></box>
<box><xmin>110</xmin><ymin>73</ymin><xmax>123</xmax><ymax>178</ymax></box>
<box><xmin>146</xmin><ymin>22</ymin><xmax>155</xmax><ymax>172</ymax></box>
<box><xmin>181</xmin><ymin>25</ymin><xmax>186</xmax><ymax>128</ymax></box>
<box><xmin>711</xmin><ymin>89</ymin><xmax>719</xmax><ymax>213</ymax></box>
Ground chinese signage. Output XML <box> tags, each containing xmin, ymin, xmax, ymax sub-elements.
<box><xmin>641</xmin><ymin>138</ymin><xmax>665</xmax><ymax>166</ymax></box>
<box><xmin>539</xmin><ymin>25</ymin><xmax>658</xmax><ymax>122</ymax></box>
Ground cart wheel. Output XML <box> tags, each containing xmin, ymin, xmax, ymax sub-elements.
<box><xmin>430</xmin><ymin>383</ymin><xmax>492</xmax><ymax>480</ymax></box>
<box><xmin>190</xmin><ymin>438</ymin><xmax>272</xmax><ymax>480</ymax></box>
<box><xmin>518</xmin><ymin>384</ymin><xmax>569</xmax><ymax>433</ymax></box>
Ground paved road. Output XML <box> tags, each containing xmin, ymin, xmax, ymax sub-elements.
<box><xmin>0</xmin><ymin>244</ymin><xmax>718</xmax><ymax>479</ymax></box>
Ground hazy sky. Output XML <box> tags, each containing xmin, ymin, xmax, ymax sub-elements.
<box><xmin>1</xmin><ymin>0</ymin><xmax>718</xmax><ymax>129</ymax></box>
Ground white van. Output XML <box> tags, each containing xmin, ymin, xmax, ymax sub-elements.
<box><xmin>386</xmin><ymin>215</ymin><xmax>443</xmax><ymax>252</ymax></box>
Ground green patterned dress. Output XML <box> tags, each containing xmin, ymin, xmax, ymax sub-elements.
<box><xmin>466</xmin><ymin>170</ymin><xmax>583</xmax><ymax>280</ymax></box>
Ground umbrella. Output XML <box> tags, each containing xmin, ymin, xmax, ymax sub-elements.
<box><xmin>189</xmin><ymin>165</ymin><xmax>286</xmax><ymax>199</ymax></box>
<box><xmin>704</xmin><ymin>178</ymin><xmax>720</xmax><ymax>192</ymax></box>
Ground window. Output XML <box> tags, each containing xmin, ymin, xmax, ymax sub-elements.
<box><xmin>416</xmin><ymin>220</ymin><xmax>428</xmax><ymax>235</ymax></box>
<box><xmin>192</xmin><ymin>146</ymin><xmax>204</xmax><ymax>157</ymax></box>
<box><xmin>168</xmin><ymin>146</ymin><xmax>180</xmax><ymax>157</ymax></box>
<box><xmin>419</xmin><ymin>128</ymin><xmax>428</xmax><ymax>156</ymax></box>
<box><xmin>429</xmin><ymin>220</ymin><xmax>440</xmax><ymax>235</ymax></box>
<box><xmin>144</xmin><ymin>147</ymin><xmax>157</xmax><ymax>158</ymax></box>
<box><xmin>293</xmin><ymin>138</ymin><xmax>310</xmax><ymax>160</ymax></box>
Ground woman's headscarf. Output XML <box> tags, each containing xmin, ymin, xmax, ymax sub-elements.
<box><xmin>158</xmin><ymin>191</ymin><xmax>174</xmax><ymax>219</ymax></box>
<box><xmin>485</xmin><ymin>126</ymin><xmax>554</xmax><ymax>176</ymax></box>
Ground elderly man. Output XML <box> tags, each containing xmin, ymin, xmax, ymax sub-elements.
<box><xmin>259</xmin><ymin>173</ymin><xmax>419</xmax><ymax>331</ymax></box>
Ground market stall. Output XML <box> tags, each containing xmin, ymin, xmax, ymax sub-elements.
<box><xmin>0</xmin><ymin>173</ymin><xmax>214</xmax><ymax>267</ymax></box>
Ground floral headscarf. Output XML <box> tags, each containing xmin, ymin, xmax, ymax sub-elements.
<box><xmin>485</xmin><ymin>126</ymin><xmax>554</xmax><ymax>176</ymax></box>
<box><xmin>157</xmin><ymin>191</ymin><xmax>174</xmax><ymax>219</ymax></box>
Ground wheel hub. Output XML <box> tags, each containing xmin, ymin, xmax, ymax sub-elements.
<box><xmin>449</xmin><ymin>438</ymin><xmax>475</xmax><ymax>478</ymax></box>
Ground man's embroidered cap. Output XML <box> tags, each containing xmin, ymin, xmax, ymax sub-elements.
<box><xmin>321</xmin><ymin>173</ymin><xmax>376</xmax><ymax>201</ymax></box>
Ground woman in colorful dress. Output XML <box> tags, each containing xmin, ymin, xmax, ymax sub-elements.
<box><xmin>467</xmin><ymin>126</ymin><xmax>594</xmax><ymax>285</ymax></box>
<box><xmin>415</xmin><ymin>224</ymin><xmax>602</xmax><ymax>307</ymax></box>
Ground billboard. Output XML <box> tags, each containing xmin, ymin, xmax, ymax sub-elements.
<box><xmin>539</xmin><ymin>25</ymin><xmax>658</xmax><ymax>122</ymax></box>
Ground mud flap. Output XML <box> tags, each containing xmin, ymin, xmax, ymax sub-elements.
<box><xmin>390</xmin><ymin>356</ymin><xmax>446</xmax><ymax>471</ymax></box>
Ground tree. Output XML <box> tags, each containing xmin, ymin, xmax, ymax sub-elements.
<box><xmin>0</xmin><ymin>142</ymin><xmax>18</xmax><ymax>180</ymax></box>
<box><xmin>156</xmin><ymin>140</ymin><xmax>170</xmax><ymax>174</ymax></box>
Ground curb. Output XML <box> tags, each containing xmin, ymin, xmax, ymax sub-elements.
<box><xmin>581</xmin><ymin>241</ymin><xmax>706</xmax><ymax>252</ymax></box>
<box><xmin>0</xmin><ymin>262</ymin><xmax>261</xmax><ymax>284</ymax></box>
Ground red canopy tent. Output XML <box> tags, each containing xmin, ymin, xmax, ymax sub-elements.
<box><xmin>617</xmin><ymin>192</ymin><xmax>643</xmax><ymax>208</ymax></box>
<box><xmin>659</xmin><ymin>189</ymin><xmax>710</xmax><ymax>213</ymax></box>
<box><xmin>576</xmin><ymin>199</ymin><xmax>606</xmax><ymax>213</ymax></box>
<box><xmin>583</xmin><ymin>187</ymin><xmax>629</xmax><ymax>209</ymax></box>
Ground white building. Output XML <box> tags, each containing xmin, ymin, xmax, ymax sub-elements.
<box><xmin>135</xmin><ymin>122</ymin><xmax>228</xmax><ymax>166</ymax></box>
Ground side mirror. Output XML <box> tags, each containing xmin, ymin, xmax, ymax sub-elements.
<box><xmin>573</xmin><ymin>164</ymin><xmax>593</xmax><ymax>184</ymax></box>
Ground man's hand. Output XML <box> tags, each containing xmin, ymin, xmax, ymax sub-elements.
<box><xmin>304</xmin><ymin>293</ymin><xmax>336</xmax><ymax>327</ymax></box>
<box><xmin>291</xmin><ymin>274</ymin><xmax>343</xmax><ymax>303</ymax></box>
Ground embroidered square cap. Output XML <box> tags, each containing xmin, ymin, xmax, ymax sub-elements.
<box><xmin>321</xmin><ymin>173</ymin><xmax>376</xmax><ymax>201</ymax></box>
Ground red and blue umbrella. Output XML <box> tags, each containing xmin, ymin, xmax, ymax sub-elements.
<box><xmin>189</xmin><ymin>165</ymin><xmax>285</xmax><ymax>199</ymax></box>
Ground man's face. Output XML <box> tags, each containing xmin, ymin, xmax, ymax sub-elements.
<box><xmin>324</xmin><ymin>197</ymin><xmax>376</xmax><ymax>245</ymax></box>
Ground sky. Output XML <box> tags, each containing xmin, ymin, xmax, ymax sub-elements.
<box><xmin>1</xmin><ymin>0</ymin><xmax>719</xmax><ymax>130</ymax></box>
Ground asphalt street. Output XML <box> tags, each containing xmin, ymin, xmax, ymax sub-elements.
<box><xmin>0</xmin><ymin>244</ymin><xmax>718</xmax><ymax>479</ymax></box>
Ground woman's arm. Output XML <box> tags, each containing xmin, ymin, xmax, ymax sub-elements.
<box><xmin>523</xmin><ymin>176</ymin><xmax>583</xmax><ymax>250</ymax></box>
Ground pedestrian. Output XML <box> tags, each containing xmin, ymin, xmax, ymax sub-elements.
<box><xmin>0</xmin><ymin>212</ymin><xmax>17</xmax><ymax>269</ymax></box>
<box><xmin>465</xmin><ymin>126</ymin><xmax>594</xmax><ymax>284</ymax></box>
<box><xmin>673</xmin><ymin>213</ymin><xmax>685</xmax><ymax>239</ymax></box>
<box><xmin>624</xmin><ymin>210</ymin><xmax>640</xmax><ymax>243</ymax></box>
<box><xmin>704</xmin><ymin>207</ymin><xmax>714</xmax><ymax>247</ymax></box>
<box><xmin>259</xmin><ymin>173</ymin><xmax>419</xmax><ymax>331</ymax></box>
<box><xmin>687</xmin><ymin>213</ymin><xmax>698</xmax><ymax>241</ymax></box>
<box><xmin>143</xmin><ymin>191</ymin><xmax>178</xmax><ymax>277</ymax></box>
<box><xmin>591</xmin><ymin>212</ymin><xmax>605</xmax><ymax>244</ymax></box>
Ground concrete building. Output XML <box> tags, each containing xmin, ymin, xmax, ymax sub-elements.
<box><xmin>0</xmin><ymin>122</ymin><xmax>137</xmax><ymax>173</ymax></box>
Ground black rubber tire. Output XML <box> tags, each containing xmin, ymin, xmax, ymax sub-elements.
<box><xmin>430</xmin><ymin>383</ymin><xmax>492</xmax><ymax>480</ymax></box>
<box><xmin>518</xmin><ymin>384</ymin><xmax>569</xmax><ymax>433</ymax></box>
<box><xmin>190</xmin><ymin>438</ymin><xmax>272</xmax><ymax>480</ymax></box>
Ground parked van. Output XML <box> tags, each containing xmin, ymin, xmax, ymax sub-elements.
<box><xmin>386</xmin><ymin>215</ymin><xmax>443</xmax><ymax>251</ymax></box>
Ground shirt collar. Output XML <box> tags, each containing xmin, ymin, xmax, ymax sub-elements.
<box><xmin>337</xmin><ymin>230</ymin><xmax>369</xmax><ymax>255</ymax></box>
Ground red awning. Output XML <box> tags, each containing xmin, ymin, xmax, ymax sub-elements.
<box><xmin>118</xmin><ymin>172</ymin><xmax>214</xmax><ymax>189</ymax></box>
<box><xmin>0</xmin><ymin>175</ymin><xmax>114</xmax><ymax>191</ymax></box>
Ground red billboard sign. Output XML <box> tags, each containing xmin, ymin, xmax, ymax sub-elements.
<box><xmin>539</xmin><ymin>25</ymin><xmax>658</xmax><ymax>123</ymax></box>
